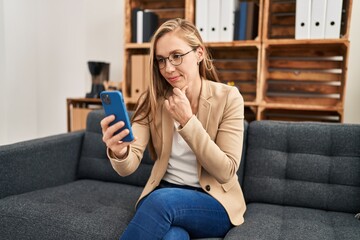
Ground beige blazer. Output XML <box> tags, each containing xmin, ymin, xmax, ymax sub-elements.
<box><xmin>108</xmin><ymin>79</ymin><xmax>246</xmax><ymax>225</ymax></box>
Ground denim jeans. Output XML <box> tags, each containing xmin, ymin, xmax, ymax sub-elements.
<box><xmin>119</xmin><ymin>181</ymin><xmax>232</xmax><ymax>240</ymax></box>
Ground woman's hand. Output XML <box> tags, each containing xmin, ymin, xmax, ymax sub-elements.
<box><xmin>164</xmin><ymin>86</ymin><xmax>193</xmax><ymax>126</ymax></box>
<box><xmin>100</xmin><ymin>115</ymin><xmax>136</xmax><ymax>159</ymax></box>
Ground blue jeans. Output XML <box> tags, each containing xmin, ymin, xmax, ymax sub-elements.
<box><xmin>120</xmin><ymin>181</ymin><xmax>232</xmax><ymax>240</ymax></box>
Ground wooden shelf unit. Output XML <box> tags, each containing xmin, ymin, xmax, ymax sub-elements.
<box><xmin>260</xmin><ymin>0</ymin><xmax>352</xmax><ymax>122</ymax></box>
<box><xmin>123</xmin><ymin>0</ymin><xmax>352</xmax><ymax>123</ymax></box>
<box><xmin>260</xmin><ymin>41</ymin><xmax>349</xmax><ymax>110</ymax></box>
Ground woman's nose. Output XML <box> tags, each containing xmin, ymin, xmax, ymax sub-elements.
<box><xmin>165</xmin><ymin>59</ymin><xmax>175</xmax><ymax>73</ymax></box>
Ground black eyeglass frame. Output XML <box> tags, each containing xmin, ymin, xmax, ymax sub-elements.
<box><xmin>156</xmin><ymin>49</ymin><xmax>196</xmax><ymax>69</ymax></box>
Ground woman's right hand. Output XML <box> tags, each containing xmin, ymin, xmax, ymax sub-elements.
<box><xmin>100</xmin><ymin>115</ymin><xmax>136</xmax><ymax>159</ymax></box>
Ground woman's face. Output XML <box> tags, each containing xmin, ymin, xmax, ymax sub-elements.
<box><xmin>155</xmin><ymin>31</ymin><xmax>202</xmax><ymax>91</ymax></box>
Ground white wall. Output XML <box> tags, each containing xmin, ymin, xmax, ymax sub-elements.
<box><xmin>0</xmin><ymin>0</ymin><xmax>6</xmax><ymax>144</ymax></box>
<box><xmin>85</xmin><ymin>0</ymin><xmax>124</xmax><ymax>80</ymax></box>
<box><xmin>2</xmin><ymin>0</ymin><xmax>38</xmax><ymax>144</ymax></box>
<box><xmin>35</xmin><ymin>1</ymin><xmax>86</xmax><ymax>138</ymax></box>
<box><xmin>344</xmin><ymin>0</ymin><xmax>360</xmax><ymax>123</ymax></box>
<box><xmin>0</xmin><ymin>0</ymin><xmax>124</xmax><ymax>145</ymax></box>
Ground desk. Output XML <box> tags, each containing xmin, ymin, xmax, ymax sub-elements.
<box><xmin>66</xmin><ymin>98</ymin><xmax>102</xmax><ymax>132</ymax></box>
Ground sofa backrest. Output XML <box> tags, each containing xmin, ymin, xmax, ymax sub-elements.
<box><xmin>243</xmin><ymin>120</ymin><xmax>360</xmax><ymax>213</ymax></box>
<box><xmin>77</xmin><ymin>109</ymin><xmax>249</xmax><ymax>188</ymax></box>
<box><xmin>77</xmin><ymin>109</ymin><xmax>153</xmax><ymax>186</ymax></box>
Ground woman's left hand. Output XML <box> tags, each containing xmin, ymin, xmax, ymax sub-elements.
<box><xmin>164</xmin><ymin>86</ymin><xmax>193</xmax><ymax>126</ymax></box>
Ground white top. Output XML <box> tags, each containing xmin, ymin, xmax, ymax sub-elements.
<box><xmin>162</xmin><ymin>121</ymin><xmax>201</xmax><ymax>188</ymax></box>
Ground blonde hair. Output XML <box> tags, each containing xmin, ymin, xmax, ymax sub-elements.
<box><xmin>133</xmin><ymin>18</ymin><xmax>219</xmax><ymax>126</ymax></box>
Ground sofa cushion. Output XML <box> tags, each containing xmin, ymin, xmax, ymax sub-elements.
<box><xmin>243</xmin><ymin>121</ymin><xmax>360</xmax><ymax>213</ymax></box>
<box><xmin>225</xmin><ymin>203</ymin><xmax>360</xmax><ymax>240</ymax></box>
<box><xmin>77</xmin><ymin>110</ymin><xmax>153</xmax><ymax>186</ymax></box>
<box><xmin>0</xmin><ymin>179</ymin><xmax>223</xmax><ymax>240</ymax></box>
<box><xmin>0</xmin><ymin>179</ymin><xmax>142</xmax><ymax>240</ymax></box>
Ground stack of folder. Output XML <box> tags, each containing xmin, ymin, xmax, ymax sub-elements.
<box><xmin>196</xmin><ymin>0</ymin><xmax>259</xmax><ymax>42</ymax></box>
<box><xmin>131</xmin><ymin>8</ymin><xmax>159</xmax><ymax>43</ymax></box>
<box><xmin>234</xmin><ymin>1</ymin><xmax>259</xmax><ymax>41</ymax></box>
<box><xmin>295</xmin><ymin>0</ymin><xmax>343</xmax><ymax>39</ymax></box>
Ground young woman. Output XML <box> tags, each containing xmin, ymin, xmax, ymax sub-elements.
<box><xmin>101</xmin><ymin>18</ymin><xmax>246</xmax><ymax>239</ymax></box>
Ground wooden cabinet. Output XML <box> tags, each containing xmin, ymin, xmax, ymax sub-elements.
<box><xmin>123</xmin><ymin>0</ymin><xmax>352</xmax><ymax>122</ymax></box>
<box><xmin>66</xmin><ymin>98</ymin><xmax>102</xmax><ymax>132</ymax></box>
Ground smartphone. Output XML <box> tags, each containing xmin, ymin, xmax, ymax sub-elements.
<box><xmin>100</xmin><ymin>91</ymin><xmax>134</xmax><ymax>142</ymax></box>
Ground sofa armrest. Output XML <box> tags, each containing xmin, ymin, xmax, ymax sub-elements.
<box><xmin>0</xmin><ymin>131</ymin><xmax>84</xmax><ymax>199</ymax></box>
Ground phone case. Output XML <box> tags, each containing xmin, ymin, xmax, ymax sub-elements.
<box><xmin>100</xmin><ymin>91</ymin><xmax>134</xmax><ymax>142</ymax></box>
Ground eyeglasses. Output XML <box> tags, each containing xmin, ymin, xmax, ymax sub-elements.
<box><xmin>156</xmin><ymin>49</ymin><xmax>195</xmax><ymax>69</ymax></box>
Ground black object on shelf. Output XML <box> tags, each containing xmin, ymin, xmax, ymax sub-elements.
<box><xmin>86</xmin><ymin>61</ymin><xmax>110</xmax><ymax>98</ymax></box>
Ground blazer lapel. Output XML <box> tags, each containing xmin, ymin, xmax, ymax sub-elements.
<box><xmin>161</xmin><ymin>103</ymin><xmax>174</xmax><ymax>153</ymax></box>
<box><xmin>197</xmin><ymin>79</ymin><xmax>212</xmax><ymax>131</ymax></box>
<box><xmin>197</xmin><ymin>79</ymin><xmax>212</xmax><ymax>177</ymax></box>
<box><xmin>157</xmin><ymin>102</ymin><xmax>173</xmax><ymax>178</ymax></box>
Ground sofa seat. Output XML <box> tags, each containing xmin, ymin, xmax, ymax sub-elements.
<box><xmin>0</xmin><ymin>179</ymin><xmax>142</xmax><ymax>239</ymax></box>
<box><xmin>226</xmin><ymin>203</ymin><xmax>360</xmax><ymax>240</ymax></box>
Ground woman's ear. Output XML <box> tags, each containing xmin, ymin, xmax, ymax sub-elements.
<box><xmin>196</xmin><ymin>46</ymin><xmax>204</xmax><ymax>63</ymax></box>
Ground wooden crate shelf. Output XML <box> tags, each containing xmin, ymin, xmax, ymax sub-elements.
<box><xmin>263</xmin><ymin>0</ymin><xmax>352</xmax><ymax>40</ymax></box>
<box><xmin>258</xmin><ymin>107</ymin><xmax>342</xmax><ymax>123</ymax></box>
<box><xmin>209</xmin><ymin>45</ymin><xmax>261</xmax><ymax>104</ymax></box>
<box><xmin>135</xmin><ymin>1</ymin><xmax>186</xmax><ymax>25</ymax></box>
<box><xmin>260</xmin><ymin>42</ymin><xmax>349</xmax><ymax>110</ymax></box>
<box><xmin>245</xmin><ymin>106</ymin><xmax>258</xmax><ymax>122</ymax></box>
<box><xmin>127</xmin><ymin>0</ymin><xmax>192</xmax><ymax>43</ymax></box>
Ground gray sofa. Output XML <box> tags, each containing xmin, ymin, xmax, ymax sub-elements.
<box><xmin>1</xmin><ymin>110</ymin><xmax>359</xmax><ymax>240</ymax></box>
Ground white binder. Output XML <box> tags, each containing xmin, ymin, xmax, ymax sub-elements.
<box><xmin>295</xmin><ymin>0</ymin><xmax>312</xmax><ymax>39</ymax></box>
<box><xmin>136</xmin><ymin>10</ymin><xmax>143</xmax><ymax>43</ymax></box>
<box><xmin>196</xmin><ymin>0</ymin><xmax>209</xmax><ymax>42</ymax></box>
<box><xmin>324</xmin><ymin>0</ymin><xmax>343</xmax><ymax>39</ymax></box>
<box><xmin>207</xmin><ymin>0</ymin><xmax>221</xmax><ymax>42</ymax></box>
<box><xmin>220</xmin><ymin>0</ymin><xmax>238</xmax><ymax>42</ymax></box>
<box><xmin>310</xmin><ymin>0</ymin><xmax>327</xmax><ymax>39</ymax></box>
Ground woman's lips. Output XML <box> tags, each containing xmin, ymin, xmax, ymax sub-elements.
<box><xmin>168</xmin><ymin>76</ymin><xmax>180</xmax><ymax>82</ymax></box>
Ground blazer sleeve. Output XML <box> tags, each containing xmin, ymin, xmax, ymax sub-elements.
<box><xmin>178</xmin><ymin>87</ymin><xmax>244</xmax><ymax>184</ymax></box>
<box><xmin>107</xmin><ymin>116</ymin><xmax>151</xmax><ymax>177</ymax></box>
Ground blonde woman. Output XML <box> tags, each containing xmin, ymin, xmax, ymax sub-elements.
<box><xmin>101</xmin><ymin>18</ymin><xmax>246</xmax><ymax>239</ymax></box>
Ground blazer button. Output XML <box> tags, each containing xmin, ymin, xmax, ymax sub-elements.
<box><xmin>205</xmin><ymin>185</ymin><xmax>211</xmax><ymax>191</ymax></box>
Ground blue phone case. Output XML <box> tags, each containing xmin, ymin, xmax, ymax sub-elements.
<box><xmin>100</xmin><ymin>91</ymin><xmax>134</xmax><ymax>142</ymax></box>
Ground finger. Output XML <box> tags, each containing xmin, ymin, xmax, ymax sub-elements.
<box><xmin>106</xmin><ymin>129</ymin><xmax>128</xmax><ymax>149</ymax></box>
<box><xmin>108</xmin><ymin>128</ymin><xmax>129</xmax><ymax>146</ymax></box>
<box><xmin>172</xmin><ymin>87</ymin><xmax>183</xmax><ymax>96</ymax></box>
<box><xmin>181</xmin><ymin>85</ymin><xmax>188</xmax><ymax>95</ymax></box>
<box><xmin>100</xmin><ymin>115</ymin><xmax>115</xmax><ymax>133</ymax></box>
<box><xmin>117</xmin><ymin>135</ymin><xmax>138</xmax><ymax>146</ymax></box>
<box><xmin>102</xmin><ymin>121</ymin><xmax>125</xmax><ymax>143</ymax></box>
<box><xmin>168</xmin><ymin>96</ymin><xmax>175</xmax><ymax>106</ymax></box>
<box><xmin>108</xmin><ymin>121</ymin><xmax>125</xmax><ymax>134</ymax></box>
<box><xmin>164</xmin><ymin>99</ymin><xmax>172</xmax><ymax>112</ymax></box>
